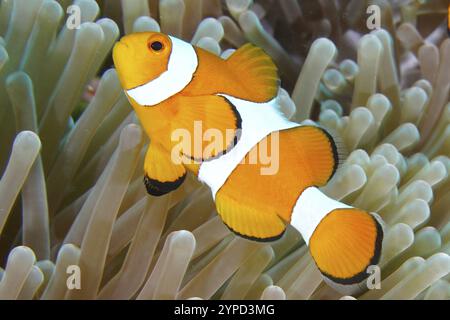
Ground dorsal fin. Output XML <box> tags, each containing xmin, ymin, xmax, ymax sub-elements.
<box><xmin>226</xmin><ymin>43</ymin><xmax>279</xmax><ymax>103</ymax></box>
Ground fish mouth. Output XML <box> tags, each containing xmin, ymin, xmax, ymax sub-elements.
<box><xmin>114</xmin><ymin>40</ymin><xmax>129</xmax><ymax>51</ymax></box>
<box><xmin>112</xmin><ymin>42</ymin><xmax>134</xmax><ymax>90</ymax></box>
<box><xmin>118</xmin><ymin>39</ymin><xmax>129</xmax><ymax>48</ymax></box>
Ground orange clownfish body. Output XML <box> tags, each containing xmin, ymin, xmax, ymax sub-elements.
<box><xmin>113</xmin><ymin>32</ymin><xmax>384</xmax><ymax>294</ymax></box>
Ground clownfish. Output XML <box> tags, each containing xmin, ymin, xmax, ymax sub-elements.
<box><xmin>112</xmin><ymin>32</ymin><xmax>384</xmax><ymax>294</ymax></box>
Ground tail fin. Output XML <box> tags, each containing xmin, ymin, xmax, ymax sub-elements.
<box><xmin>291</xmin><ymin>187</ymin><xmax>384</xmax><ymax>294</ymax></box>
<box><xmin>310</xmin><ymin>208</ymin><xmax>384</xmax><ymax>286</ymax></box>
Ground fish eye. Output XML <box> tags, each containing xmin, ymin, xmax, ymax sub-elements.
<box><xmin>149</xmin><ymin>41</ymin><xmax>163</xmax><ymax>52</ymax></box>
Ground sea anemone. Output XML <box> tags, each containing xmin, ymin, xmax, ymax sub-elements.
<box><xmin>0</xmin><ymin>0</ymin><xmax>449</xmax><ymax>300</ymax></box>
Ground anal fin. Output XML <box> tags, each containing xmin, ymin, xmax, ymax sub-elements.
<box><xmin>215</xmin><ymin>188</ymin><xmax>286</xmax><ymax>242</ymax></box>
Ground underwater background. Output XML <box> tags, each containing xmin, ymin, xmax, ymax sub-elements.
<box><xmin>0</xmin><ymin>0</ymin><xmax>449</xmax><ymax>300</ymax></box>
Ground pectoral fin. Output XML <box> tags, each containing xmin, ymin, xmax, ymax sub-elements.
<box><xmin>171</xmin><ymin>94</ymin><xmax>242</xmax><ymax>162</ymax></box>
